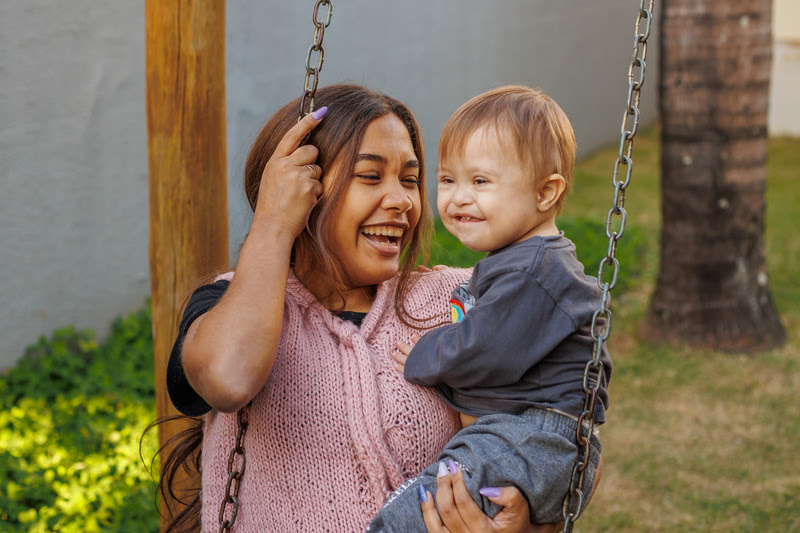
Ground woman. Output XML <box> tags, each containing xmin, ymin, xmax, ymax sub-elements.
<box><xmin>164</xmin><ymin>84</ymin><xmax>562</xmax><ymax>532</ymax></box>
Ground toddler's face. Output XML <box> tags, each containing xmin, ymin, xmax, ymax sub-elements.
<box><xmin>436</xmin><ymin>126</ymin><xmax>550</xmax><ymax>252</ymax></box>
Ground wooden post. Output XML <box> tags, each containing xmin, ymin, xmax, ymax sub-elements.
<box><xmin>145</xmin><ymin>0</ymin><xmax>228</xmax><ymax>528</ymax></box>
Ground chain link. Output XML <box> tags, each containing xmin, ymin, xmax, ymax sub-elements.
<box><xmin>218</xmin><ymin>405</ymin><xmax>250</xmax><ymax>533</ymax></box>
<box><xmin>561</xmin><ymin>1</ymin><xmax>654</xmax><ymax>531</ymax></box>
<box><xmin>299</xmin><ymin>0</ymin><xmax>334</xmax><ymax>119</ymax></box>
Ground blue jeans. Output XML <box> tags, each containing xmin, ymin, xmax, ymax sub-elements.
<box><xmin>366</xmin><ymin>407</ymin><xmax>602</xmax><ymax>532</ymax></box>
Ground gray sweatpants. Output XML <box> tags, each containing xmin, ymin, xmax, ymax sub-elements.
<box><xmin>366</xmin><ymin>407</ymin><xmax>601</xmax><ymax>532</ymax></box>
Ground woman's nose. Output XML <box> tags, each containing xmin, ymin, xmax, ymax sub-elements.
<box><xmin>382</xmin><ymin>180</ymin><xmax>413</xmax><ymax>212</ymax></box>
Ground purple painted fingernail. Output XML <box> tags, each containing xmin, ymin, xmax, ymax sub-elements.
<box><xmin>437</xmin><ymin>462</ymin><xmax>448</xmax><ymax>478</ymax></box>
<box><xmin>448</xmin><ymin>459</ymin><xmax>458</xmax><ymax>475</ymax></box>
<box><xmin>418</xmin><ymin>484</ymin><xmax>428</xmax><ymax>503</ymax></box>
<box><xmin>479</xmin><ymin>487</ymin><xmax>502</xmax><ymax>498</ymax></box>
<box><xmin>311</xmin><ymin>106</ymin><xmax>328</xmax><ymax>120</ymax></box>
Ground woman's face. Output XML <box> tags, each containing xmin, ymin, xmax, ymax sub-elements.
<box><xmin>326</xmin><ymin>114</ymin><xmax>422</xmax><ymax>289</ymax></box>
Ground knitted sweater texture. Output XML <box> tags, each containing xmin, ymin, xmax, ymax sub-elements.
<box><xmin>201</xmin><ymin>269</ymin><xmax>469</xmax><ymax>532</ymax></box>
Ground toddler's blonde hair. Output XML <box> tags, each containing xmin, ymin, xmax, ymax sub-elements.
<box><xmin>438</xmin><ymin>85</ymin><xmax>576</xmax><ymax>214</ymax></box>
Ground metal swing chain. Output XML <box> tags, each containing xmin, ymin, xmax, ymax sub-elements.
<box><xmin>299</xmin><ymin>0</ymin><xmax>334</xmax><ymax>119</ymax></box>
<box><xmin>218</xmin><ymin>406</ymin><xmax>250</xmax><ymax>532</ymax></box>
<box><xmin>561</xmin><ymin>1</ymin><xmax>654</xmax><ymax>531</ymax></box>
<box><xmin>218</xmin><ymin>4</ymin><xmax>334</xmax><ymax>531</ymax></box>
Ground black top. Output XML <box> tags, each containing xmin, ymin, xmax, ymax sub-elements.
<box><xmin>404</xmin><ymin>234</ymin><xmax>612</xmax><ymax>423</ymax></box>
<box><xmin>166</xmin><ymin>279</ymin><xmax>367</xmax><ymax>416</ymax></box>
<box><xmin>337</xmin><ymin>310</ymin><xmax>367</xmax><ymax>328</ymax></box>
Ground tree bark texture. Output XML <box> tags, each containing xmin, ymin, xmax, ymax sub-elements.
<box><xmin>145</xmin><ymin>0</ymin><xmax>228</xmax><ymax>528</ymax></box>
<box><xmin>644</xmin><ymin>0</ymin><xmax>785</xmax><ymax>351</ymax></box>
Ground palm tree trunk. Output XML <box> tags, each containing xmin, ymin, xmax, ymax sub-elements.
<box><xmin>643</xmin><ymin>0</ymin><xmax>785</xmax><ymax>351</ymax></box>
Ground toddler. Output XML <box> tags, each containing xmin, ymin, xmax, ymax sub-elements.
<box><xmin>367</xmin><ymin>85</ymin><xmax>612</xmax><ymax>531</ymax></box>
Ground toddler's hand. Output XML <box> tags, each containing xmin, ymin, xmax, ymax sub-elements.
<box><xmin>416</xmin><ymin>265</ymin><xmax>449</xmax><ymax>273</ymax></box>
<box><xmin>392</xmin><ymin>334</ymin><xmax>421</xmax><ymax>373</ymax></box>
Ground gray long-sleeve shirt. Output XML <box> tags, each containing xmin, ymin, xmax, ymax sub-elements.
<box><xmin>404</xmin><ymin>233</ymin><xmax>612</xmax><ymax>423</ymax></box>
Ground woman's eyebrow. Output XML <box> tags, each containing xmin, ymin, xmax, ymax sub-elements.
<box><xmin>356</xmin><ymin>153</ymin><xmax>386</xmax><ymax>164</ymax></box>
<box><xmin>356</xmin><ymin>153</ymin><xmax>420</xmax><ymax>169</ymax></box>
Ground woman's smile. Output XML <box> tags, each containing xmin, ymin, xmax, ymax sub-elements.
<box><xmin>360</xmin><ymin>224</ymin><xmax>406</xmax><ymax>251</ymax></box>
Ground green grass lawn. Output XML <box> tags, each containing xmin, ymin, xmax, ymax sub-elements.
<box><xmin>560</xmin><ymin>130</ymin><xmax>800</xmax><ymax>532</ymax></box>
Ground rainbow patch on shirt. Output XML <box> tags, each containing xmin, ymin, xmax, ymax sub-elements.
<box><xmin>450</xmin><ymin>299</ymin><xmax>466</xmax><ymax>323</ymax></box>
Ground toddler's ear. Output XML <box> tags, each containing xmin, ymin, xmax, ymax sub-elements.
<box><xmin>537</xmin><ymin>173</ymin><xmax>566</xmax><ymax>212</ymax></box>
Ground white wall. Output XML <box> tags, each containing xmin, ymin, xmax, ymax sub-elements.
<box><xmin>769</xmin><ymin>0</ymin><xmax>800</xmax><ymax>137</ymax></box>
<box><xmin>0</xmin><ymin>1</ymin><xmax>658</xmax><ymax>370</ymax></box>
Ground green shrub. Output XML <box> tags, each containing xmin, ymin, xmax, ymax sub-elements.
<box><xmin>558</xmin><ymin>215</ymin><xmax>647</xmax><ymax>294</ymax></box>
<box><xmin>428</xmin><ymin>218</ymin><xmax>487</xmax><ymax>268</ymax></box>
<box><xmin>0</xmin><ymin>305</ymin><xmax>160</xmax><ymax>533</ymax></box>
<box><xmin>429</xmin><ymin>216</ymin><xmax>647</xmax><ymax>293</ymax></box>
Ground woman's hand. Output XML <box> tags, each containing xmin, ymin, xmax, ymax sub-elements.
<box><xmin>253</xmin><ymin>107</ymin><xmax>327</xmax><ymax>239</ymax></box>
<box><xmin>419</xmin><ymin>461</ymin><xmax>563</xmax><ymax>533</ymax></box>
<box><xmin>182</xmin><ymin>108</ymin><xmax>327</xmax><ymax>413</ymax></box>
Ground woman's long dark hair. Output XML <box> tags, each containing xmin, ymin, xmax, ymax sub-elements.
<box><xmin>150</xmin><ymin>84</ymin><xmax>433</xmax><ymax>532</ymax></box>
<box><xmin>143</xmin><ymin>415</ymin><xmax>203</xmax><ymax>532</ymax></box>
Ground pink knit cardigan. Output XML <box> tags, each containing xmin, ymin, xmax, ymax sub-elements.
<box><xmin>201</xmin><ymin>268</ymin><xmax>470</xmax><ymax>532</ymax></box>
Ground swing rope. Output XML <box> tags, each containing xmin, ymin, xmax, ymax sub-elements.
<box><xmin>216</xmin><ymin>4</ymin><xmax>334</xmax><ymax>530</ymax></box>
<box><xmin>561</xmin><ymin>2</ymin><xmax>655</xmax><ymax>531</ymax></box>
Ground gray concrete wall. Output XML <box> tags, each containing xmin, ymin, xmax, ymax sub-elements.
<box><xmin>1</xmin><ymin>2</ymin><xmax>150</xmax><ymax>370</ymax></box>
<box><xmin>226</xmin><ymin>0</ymin><xmax>660</xmax><ymax>245</ymax></box>
<box><xmin>0</xmin><ymin>1</ymin><xmax>657</xmax><ymax>370</ymax></box>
